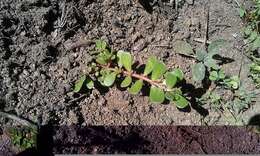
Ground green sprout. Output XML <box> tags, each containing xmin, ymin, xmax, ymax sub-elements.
<box><xmin>74</xmin><ymin>40</ymin><xmax>189</xmax><ymax>109</ymax></box>
<box><xmin>191</xmin><ymin>39</ymin><xmax>226</xmax><ymax>82</ymax></box>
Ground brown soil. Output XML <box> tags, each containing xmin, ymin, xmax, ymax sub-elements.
<box><xmin>0</xmin><ymin>0</ymin><xmax>259</xmax><ymax>126</ymax></box>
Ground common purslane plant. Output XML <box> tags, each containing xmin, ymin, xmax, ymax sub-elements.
<box><xmin>74</xmin><ymin>40</ymin><xmax>189</xmax><ymax>109</ymax></box>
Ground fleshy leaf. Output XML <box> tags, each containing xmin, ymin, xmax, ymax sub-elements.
<box><xmin>165</xmin><ymin>89</ymin><xmax>182</xmax><ymax>101</ymax></box>
<box><xmin>196</xmin><ymin>49</ymin><xmax>208</xmax><ymax>61</ymax></box>
<box><xmin>165</xmin><ymin>72</ymin><xmax>177</xmax><ymax>89</ymax></box>
<box><xmin>151</xmin><ymin>61</ymin><xmax>167</xmax><ymax>80</ymax></box>
<box><xmin>128</xmin><ymin>80</ymin><xmax>143</xmax><ymax>95</ymax></box>
<box><xmin>117</xmin><ymin>50</ymin><xmax>132</xmax><ymax>71</ymax></box>
<box><xmin>165</xmin><ymin>92</ymin><xmax>175</xmax><ymax>101</ymax></box>
<box><xmin>173</xmin><ymin>40</ymin><xmax>194</xmax><ymax>56</ymax></box>
<box><xmin>103</xmin><ymin>72</ymin><xmax>117</xmax><ymax>87</ymax></box>
<box><xmin>192</xmin><ymin>63</ymin><xmax>206</xmax><ymax>82</ymax></box>
<box><xmin>173</xmin><ymin>94</ymin><xmax>189</xmax><ymax>109</ymax></box>
<box><xmin>149</xmin><ymin>86</ymin><xmax>165</xmax><ymax>103</ymax></box>
<box><xmin>171</xmin><ymin>68</ymin><xmax>184</xmax><ymax>81</ymax></box>
<box><xmin>95</xmin><ymin>40</ymin><xmax>107</xmax><ymax>50</ymax></box>
<box><xmin>117</xmin><ymin>51</ymin><xmax>123</xmax><ymax>68</ymax></box>
<box><xmin>74</xmin><ymin>75</ymin><xmax>86</xmax><ymax>92</ymax></box>
<box><xmin>208</xmin><ymin>39</ymin><xmax>226</xmax><ymax>55</ymax></box>
<box><xmin>120</xmin><ymin>76</ymin><xmax>132</xmax><ymax>88</ymax></box>
<box><xmin>96</xmin><ymin>49</ymin><xmax>113</xmax><ymax>65</ymax></box>
<box><xmin>86</xmin><ymin>76</ymin><xmax>94</xmax><ymax>89</ymax></box>
<box><xmin>144</xmin><ymin>56</ymin><xmax>157</xmax><ymax>76</ymax></box>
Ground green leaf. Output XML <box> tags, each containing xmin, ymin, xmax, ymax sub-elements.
<box><xmin>224</xmin><ymin>76</ymin><xmax>240</xmax><ymax>90</ymax></box>
<box><xmin>209</xmin><ymin>71</ymin><xmax>218</xmax><ymax>81</ymax></box>
<box><xmin>96</xmin><ymin>56</ymin><xmax>107</xmax><ymax>65</ymax></box>
<box><xmin>196</xmin><ymin>49</ymin><xmax>208</xmax><ymax>61</ymax></box>
<box><xmin>103</xmin><ymin>72</ymin><xmax>117</xmax><ymax>87</ymax></box>
<box><xmin>151</xmin><ymin>61</ymin><xmax>167</xmax><ymax>80</ymax></box>
<box><xmin>144</xmin><ymin>56</ymin><xmax>157</xmax><ymax>76</ymax></box>
<box><xmin>165</xmin><ymin>72</ymin><xmax>177</xmax><ymax>89</ymax></box>
<box><xmin>121</xmin><ymin>76</ymin><xmax>132</xmax><ymax>88</ymax></box>
<box><xmin>117</xmin><ymin>50</ymin><xmax>132</xmax><ymax>71</ymax></box>
<box><xmin>173</xmin><ymin>40</ymin><xmax>194</xmax><ymax>56</ymax></box>
<box><xmin>252</xmin><ymin>36</ymin><xmax>260</xmax><ymax>51</ymax></box>
<box><xmin>173</xmin><ymin>94</ymin><xmax>189</xmax><ymax>109</ymax></box>
<box><xmin>74</xmin><ymin>75</ymin><xmax>86</xmax><ymax>92</ymax></box>
<box><xmin>96</xmin><ymin>49</ymin><xmax>113</xmax><ymax>65</ymax></box>
<box><xmin>208</xmin><ymin>39</ymin><xmax>226</xmax><ymax>55</ymax></box>
<box><xmin>165</xmin><ymin>89</ymin><xmax>182</xmax><ymax>101</ymax></box>
<box><xmin>96</xmin><ymin>40</ymin><xmax>107</xmax><ymax>50</ymax></box>
<box><xmin>192</xmin><ymin>63</ymin><xmax>206</xmax><ymax>82</ymax></box>
<box><xmin>244</xmin><ymin>26</ymin><xmax>252</xmax><ymax>36</ymax></box>
<box><xmin>149</xmin><ymin>86</ymin><xmax>165</xmax><ymax>103</ymax></box>
<box><xmin>204</xmin><ymin>57</ymin><xmax>219</xmax><ymax>70</ymax></box>
<box><xmin>218</xmin><ymin>69</ymin><xmax>225</xmax><ymax>79</ymax></box>
<box><xmin>248</xmin><ymin>31</ymin><xmax>258</xmax><ymax>42</ymax></box>
<box><xmin>239</xmin><ymin>7</ymin><xmax>246</xmax><ymax>17</ymax></box>
<box><xmin>86</xmin><ymin>76</ymin><xmax>94</xmax><ymax>89</ymax></box>
<box><xmin>171</xmin><ymin>68</ymin><xmax>184</xmax><ymax>81</ymax></box>
<box><xmin>128</xmin><ymin>80</ymin><xmax>143</xmax><ymax>95</ymax></box>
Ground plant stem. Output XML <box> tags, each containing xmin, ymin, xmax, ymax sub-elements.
<box><xmin>97</xmin><ymin>64</ymin><xmax>167</xmax><ymax>90</ymax></box>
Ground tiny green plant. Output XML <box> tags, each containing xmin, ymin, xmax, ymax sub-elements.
<box><xmin>197</xmin><ymin>90</ymin><xmax>222</xmax><ymax>111</ymax></box>
<box><xmin>74</xmin><ymin>40</ymin><xmax>189</xmax><ymax>109</ymax></box>
<box><xmin>8</xmin><ymin>127</ymin><xmax>37</xmax><ymax>150</ymax></box>
<box><xmin>250</xmin><ymin>62</ymin><xmax>260</xmax><ymax>88</ymax></box>
<box><xmin>191</xmin><ymin>39</ymin><xmax>226</xmax><ymax>82</ymax></box>
<box><xmin>226</xmin><ymin>87</ymin><xmax>257</xmax><ymax>115</ymax></box>
<box><xmin>239</xmin><ymin>0</ymin><xmax>260</xmax><ymax>88</ymax></box>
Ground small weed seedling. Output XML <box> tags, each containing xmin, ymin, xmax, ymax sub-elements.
<box><xmin>74</xmin><ymin>40</ymin><xmax>189</xmax><ymax>109</ymax></box>
<box><xmin>250</xmin><ymin>62</ymin><xmax>260</xmax><ymax>88</ymax></box>
<box><xmin>239</xmin><ymin>0</ymin><xmax>260</xmax><ymax>88</ymax></box>
<box><xmin>191</xmin><ymin>39</ymin><xmax>227</xmax><ymax>83</ymax></box>
<box><xmin>8</xmin><ymin>127</ymin><xmax>37</xmax><ymax>150</ymax></box>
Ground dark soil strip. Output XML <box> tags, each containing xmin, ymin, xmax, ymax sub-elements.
<box><xmin>3</xmin><ymin>126</ymin><xmax>260</xmax><ymax>155</ymax></box>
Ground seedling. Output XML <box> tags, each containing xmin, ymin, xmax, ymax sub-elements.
<box><xmin>191</xmin><ymin>39</ymin><xmax>226</xmax><ymax>82</ymax></box>
<box><xmin>250</xmin><ymin>62</ymin><xmax>260</xmax><ymax>88</ymax></box>
<box><xmin>197</xmin><ymin>90</ymin><xmax>222</xmax><ymax>111</ymax></box>
<box><xmin>8</xmin><ymin>127</ymin><xmax>37</xmax><ymax>150</ymax></box>
<box><xmin>74</xmin><ymin>40</ymin><xmax>189</xmax><ymax>109</ymax></box>
<box><xmin>226</xmin><ymin>87</ymin><xmax>256</xmax><ymax>115</ymax></box>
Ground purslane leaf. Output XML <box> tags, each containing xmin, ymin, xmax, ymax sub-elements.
<box><xmin>144</xmin><ymin>56</ymin><xmax>157</xmax><ymax>76</ymax></box>
<box><xmin>165</xmin><ymin>72</ymin><xmax>177</xmax><ymax>89</ymax></box>
<box><xmin>128</xmin><ymin>80</ymin><xmax>143</xmax><ymax>95</ymax></box>
<box><xmin>192</xmin><ymin>63</ymin><xmax>206</xmax><ymax>82</ymax></box>
<box><xmin>173</xmin><ymin>94</ymin><xmax>189</xmax><ymax>109</ymax></box>
<box><xmin>151</xmin><ymin>61</ymin><xmax>167</xmax><ymax>80</ymax></box>
<box><xmin>171</xmin><ymin>68</ymin><xmax>184</xmax><ymax>81</ymax></box>
<box><xmin>149</xmin><ymin>86</ymin><xmax>165</xmax><ymax>103</ymax></box>
<box><xmin>121</xmin><ymin>76</ymin><xmax>132</xmax><ymax>88</ymax></box>
<box><xmin>96</xmin><ymin>40</ymin><xmax>107</xmax><ymax>50</ymax></box>
<box><xmin>104</xmin><ymin>72</ymin><xmax>117</xmax><ymax>87</ymax></box>
<box><xmin>74</xmin><ymin>75</ymin><xmax>86</xmax><ymax>92</ymax></box>
<box><xmin>86</xmin><ymin>76</ymin><xmax>94</xmax><ymax>89</ymax></box>
<box><xmin>117</xmin><ymin>50</ymin><xmax>132</xmax><ymax>71</ymax></box>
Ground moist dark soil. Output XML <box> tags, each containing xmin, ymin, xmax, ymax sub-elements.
<box><xmin>2</xmin><ymin>126</ymin><xmax>260</xmax><ymax>155</ymax></box>
<box><xmin>0</xmin><ymin>0</ymin><xmax>259</xmax><ymax>126</ymax></box>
